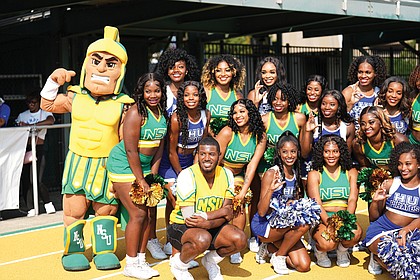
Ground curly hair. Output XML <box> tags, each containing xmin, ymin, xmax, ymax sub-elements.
<box><xmin>301</xmin><ymin>74</ymin><xmax>328</xmax><ymax>103</ymax></box>
<box><xmin>267</xmin><ymin>82</ymin><xmax>301</xmax><ymax>112</ymax></box>
<box><xmin>255</xmin><ymin>56</ymin><xmax>287</xmax><ymax>86</ymax></box>
<box><xmin>408</xmin><ymin>65</ymin><xmax>420</xmax><ymax>98</ymax></box>
<box><xmin>201</xmin><ymin>54</ymin><xmax>246</xmax><ymax>92</ymax></box>
<box><xmin>175</xmin><ymin>80</ymin><xmax>207</xmax><ymax>149</ymax></box>
<box><xmin>317</xmin><ymin>89</ymin><xmax>354</xmax><ymax>125</ymax></box>
<box><xmin>133</xmin><ymin>72</ymin><xmax>168</xmax><ymax>121</ymax></box>
<box><xmin>377</xmin><ymin>76</ymin><xmax>411</xmax><ymax>119</ymax></box>
<box><xmin>227</xmin><ymin>99</ymin><xmax>264</xmax><ymax>142</ymax></box>
<box><xmin>347</xmin><ymin>56</ymin><xmax>387</xmax><ymax>87</ymax></box>
<box><xmin>311</xmin><ymin>134</ymin><xmax>353</xmax><ymax>172</ymax></box>
<box><xmin>273</xmin><ymin>131</ymin><xmax>304</xmax><ymax>199</ymax></box>
<box><xmin>389</xmin><ymin>142</ymin><xmax>420</xmax><ymax>177</ymax></box>
<box><xmin>156</xmin><ymin>48</ymin><xmax>200</xmax><ymax>83</ymax></box>
<box><xmin>356</xmin><ymin>106</ymin><xmax>395</xmax><ymax>144</ymax></box>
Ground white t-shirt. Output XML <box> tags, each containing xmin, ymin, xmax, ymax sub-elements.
<box><xmin>16</xmin><ymin>109</ymin><xmax>54</xmax><ymax>140</ymax></box>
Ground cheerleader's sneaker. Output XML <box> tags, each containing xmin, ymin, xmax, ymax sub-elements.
<box><xmin>368</xmin><ymin>253</ymin><xmax>382</xmax><ymax>275</ymax></box>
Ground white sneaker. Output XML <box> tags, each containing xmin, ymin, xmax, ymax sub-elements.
<box><xmin>146</xmin><ymin>238</ymin><xmax>167</xmax><ymax>260</ymax></box>
<box><xmin>123</xmin><ymin>263</ymin><xmax>155</xmax><ymax>279</ymax></box>
<box><xmin>202</xmin><ymin>252</ymin><xmax>223</xmax><ymax>280</ymax></box>
<box><xmin>336</xmin><ymin>249</ymin><xmax>351</xmax><ymax>267</ymax></box>
<box><xmin>140</xmin><ymin>261</ymin><xmax>159</xmax><ymax>277</ymax></box>
<box><xmin>255</xmin><ymin>243</ymin><xmax>269</xmax><ymax>264</ymax></box>
<box><xmin>229</xmin><ymin>252</ymin><xmax>243</xmax><ymax>264</ymax></box>
<box><xmin>163</xmin><ymin>242</ymin><xmax>172</xmax><ymax>255</ymax></box>
<box><xmin>27</xmin><ymin>209</ymin><xmax>35</xmax><ymax>217</ymax></box>
<box><xmin>270</xmin><ymin>254</ymin><xmax>289</xmax><ymax>275</ymax></box>
<box><xmin>248</xmin><ymin>237</ymin><xmax>259</xmax><ymax>253</ymax></box>
<box><xmin>170</xmin><ymin>253</ymin><xmax>194</xmax><ymax>280</ymax></box>
<box><xmin>44</xmin><ymin>202</ymin><xmax>56</xmax><ymax>214</ymax></box>
<box><xmin>368</xmin><ymin>253</ymin><xmax>382</xmax><ymax>275</ymax></box>
<box><xmin>314</xmin><ymin>246</ymin><xmax>331</xmax><ymax>268</ymax></box>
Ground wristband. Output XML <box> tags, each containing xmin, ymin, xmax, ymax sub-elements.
<box><xmin>40</xmin><ymin>77</ymin><xmax>60</xmax><ymax>100</ymax></box>
<box><xmin>195</xmin><ymin>212</ymin><xmax>208</xmax><ymax>220</ymax></box>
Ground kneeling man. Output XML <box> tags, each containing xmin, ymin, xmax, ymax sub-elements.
<box><xmin>168</xmin><ymin>137</ymin><xmax>247</xmax><ymax>280</ymax></box>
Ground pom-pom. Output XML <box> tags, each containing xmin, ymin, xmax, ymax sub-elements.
<box><xmin>358</xmin><ymin>168</ymin><xmax>391</xmax><ymax>203</ymax></box>
<box><xmin>209</xmin><ymin>117</ymin><xmax>228</xmax><ymax>136</ymax></box>
<box><xmin>263</xmin><ymin>147</ymin><xmax>276</xmax><ymax>166</ymax></box>
<box><xmin>322</xmin><ymin>210</ymin><xmax>357</xmax><ymax>242</ymax></box>
<box><xmin>129</xmin><ymin>174</ymin><xmax>165</xmax><ymax>207</ymax></box>
<box><xmin>267</xmin><ymin>195</ymin><xmax>321</xmax><ymax>228</ymax></box>
<box><xmin>378</xmin><ymin>229</ymin><xmax>420</xmax><ymax>280</ymax></box>
<box><xmin>234</xmin><ymin>184</ymin><xmax>253</xmax><ymax>205</ymax></box>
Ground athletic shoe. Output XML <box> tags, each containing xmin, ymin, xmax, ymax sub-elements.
<box><xmin>163</xmin><ymin>242</ymin><xmax>172</xmax><ymax>255</ymax></box>
<box><xmin>139</xmin><ymin>261</ymin><xmax>159</xmax><ymax>277</ymax></box>
<box><xmin>336</xmin><ymin>249</ymin><xmax>351</xmax><ymax>267</ymax></box>
<box><xmin>229</xmin><ymin>252</ymin><xmax>243</xmax><ymax>264</ymax></box>
<box><xmin>270</xmin><ymin>254</ymin><xmax>289</xmax><ymax>275</ymax></box>
<box><xmin>123</xmin><ymin>263</ymin><xmax>155</xmax><ymax>279</ymax></box>
<box><xmin>202</xmin><ymin>252</ymin><xmax>223</xmax><ymax>280</ymax></box>
<box><xmin>248</xmin><ymin>237</ymin><xmax>259</xmax><ymax>253</ymax></box>
<box><xmin>255</xmin><ymin>243</ymin><xmax>269</xmax><ymax>264</ymax></box>
<box><xmin>170</xmin><ymin>253</ymin><xmax>194</xmax><ymax>280</ymax></box>
<box><xmin>314</xmin><ymin>246</ymin><xmax>331</xmax><ymax>268</ymax></box>
<box><xmin>146</xmin><ymin>238</ymin><xmax>167</xmax><ymax>260</ymax></box>
<box><xmin>27</xmin><ymin>209</ymin><xmax>35</xmax><ymax>217</ymax></box>
<box><xmin>367</xmin><ymin>253</ymin><xmax>382</xmax><ymax>275</ymax></box>
<box><xmin>44</xmin><ymin>202</ymin><xmax>56</xmax><ymax>214</ymax></box>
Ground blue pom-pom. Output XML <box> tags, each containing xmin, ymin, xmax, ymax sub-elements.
<box><xmin>377</xmin><ymin>229</ymin><xmax>420</xmax><ymax>279</ymax></box>
<box><xmin>267</xmin><ymin>196</ymin><xmax>321</xmax><ymax>228</ymax></box>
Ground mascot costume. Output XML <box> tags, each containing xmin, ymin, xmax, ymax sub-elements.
<box><xmin>40</xmin><ymin>26</ymin><xmax>134</xmax><ymax>271</ymax></box>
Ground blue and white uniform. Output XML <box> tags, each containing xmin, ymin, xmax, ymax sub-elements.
<box><xmin>363</xmin><ymin>177</ymin><xmax>420</xmax><ymax>246</ymax></box>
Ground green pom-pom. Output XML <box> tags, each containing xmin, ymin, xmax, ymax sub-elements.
<box><xmin>357</xmin><ymin>167</ymin><xmax>374</xmax><ymax>185</ymax></box>
<box><xmin>210</xmin><ymin>118</ymin><xmax>228</xmax><ymax>136</ymax></box>
<box><xmin>263</xmin><ymin>147</ymin><xmax>276</xmax><ymax>166</ymax></box>
<box><xmin>144</xmin><ymin>173</ymin><xmax>166</xmax><ymax>187</ymax></box>
<box><xmin>336</xmin><ymin>210</ymin><xmax>357</xmax><ymax>241</ymax></box>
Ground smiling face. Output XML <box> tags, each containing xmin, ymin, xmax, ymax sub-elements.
<box><xmin>357</xmin><ymin>62</ymin><xmax>376</xmax><ymax>87</ymax></box>
<box><xmin>143</xmin><ymin>80</ymin><xmax>162</xmax><ymax>108</ymax></box>
<box><xmin>360</xmin><ymin>113</ymin><xmax>381</xmax><ymax>138</ymax></box>
<box><xmin>272</xmin><ymin>90</ymin><xmax>288</xmax><ymax>113</ymax></box>
<box><xmin>232</xmin><ymin>103</ymin><xmax>249</xmax><ymax>127</ymax></box>
<box><xmin>198</xmin><ymin>144</ymin><xmax>220</xmax><ymax>174</ymax></box>
<box><xmin>323</xmin><ymin>141</ymin><xmax>340</xmax><ymax>168</ymax></box>
<box><xmin>261</xmin><ymin>62</ymin><xmax>277</xmax><ymax>87</ymax></box>
<box><xmin>306</xmin><ymin>81</ymin><xmax>322</xmax><ymax>103</ymax></box>
<box><xmin>320</xmin><ymin>94</ymin><xmax>338</xmax><ymax>119</ymax></box>
<box><xmin>385</xmin><ymin>81</ymin><xmax>403</xmax><ymax>108</ymax></box>
<box><xmin>279</xmin><ymin>141</ymin><xmax>298</xmax><ymax>167</ymax></box>
<box><xmin>183</xmin><ymin>85</ymin><xmax>200</xmax><ymax>110</ymax></box>
<box><xmin>168</xmin><ymin>60</ymin><xmax>187</xmax><ymax>83</ymax></box>
<box><xmin>84</xmin><ymin>51</ymin><xmax>122</xmax><ymax>96</ymax></box>
<box><xmin>398</xmin><ymin>152</ymin><xmax>420</xmax><ymax>181</ymax></box>
<box><xmin>214</xmin><ymin>61</ymin><xmax>233</xmax><ymax>86</ymax></box>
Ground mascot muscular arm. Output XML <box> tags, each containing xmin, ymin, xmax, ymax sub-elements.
<box><xmin>40</xmin><ymin>26</ymin><xmax>133</xmax><ymax>272</ymax></box>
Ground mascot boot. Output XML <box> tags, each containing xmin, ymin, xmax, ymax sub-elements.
<box><xmin>91</xmin><ymin>216</ymin><xmax>120</xmax><ymax>270</ymax></box>
<box><xmin>62</xmin><ymin>220</ymin><xmax>90</xmax><ymax>271</ymax></box>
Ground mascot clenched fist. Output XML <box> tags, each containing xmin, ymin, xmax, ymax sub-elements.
<box><xmin>41</xmin><ymin>26</ymin><xmax>133</xmax><ymax>271</ymax></box>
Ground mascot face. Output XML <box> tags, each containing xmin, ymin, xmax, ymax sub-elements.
<box><xmin>84</xmin><ymin>51</ymin><xmax>122</xmax><ymax>96</ymax></box>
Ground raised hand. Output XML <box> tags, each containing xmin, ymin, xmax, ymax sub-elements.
<box><xmin>50</xmin><ymin>68</ymin><xmax>76</xmax><ymax>85</ymax></box>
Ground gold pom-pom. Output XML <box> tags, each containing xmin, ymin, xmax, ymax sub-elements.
<box><xmin>129</xmin><ymin>181</ymin><xmax>164</xmax><ymax>207</ymax></box>
<box><xmin>234</xmin><ymin>184</ymin><xmax>253</xmax><ymax>205</ymax></box>
<box><xmin>322</xmin><ymin>215</ymin><xmax>343</xmax><ymax>242</ymax></box>
<box><xmin>369</xmin><ymin>168</ymin><xmax>391</xmax><ymax>196</ymax></box>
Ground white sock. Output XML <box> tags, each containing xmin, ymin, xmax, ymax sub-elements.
<box><xmin>126</xmin><ymin>255</ymin><xmax>138</xmax><ymax>265</ymax></box>
<box><xmin>207</xmin><ymin>250</ymin><xmax>224</xmax><ymax>264</ymax></box>
<box><xmin>173</xmin><ymin>253</ymin><xmax>190</xmax><ymax>269</ymax></box>
<box><xmin>337</xmin><ymin>243</ymin><xmax>347</xmax><ymax>252</ymax></box>
<box><xmin>137</xmin><ymin>252</ymin><xmax>146</xmax><ymax>262</ymax></box>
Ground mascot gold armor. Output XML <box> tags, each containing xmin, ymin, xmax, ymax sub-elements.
<box><xmin>41</xmin><ymin>26</ymin><xmax>134</xmax><ymax>271</ymax></box>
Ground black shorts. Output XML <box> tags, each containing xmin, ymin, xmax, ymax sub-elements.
<box><xmin>167</xmin><ymin>222</ymin><xmax>228</xmax><ymax>251</ymax></box>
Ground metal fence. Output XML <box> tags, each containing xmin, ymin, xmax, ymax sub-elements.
<box><xmin>204</xmin><ymin>42</ymin><xmax>419</xmax><ymax>94</ymax></box>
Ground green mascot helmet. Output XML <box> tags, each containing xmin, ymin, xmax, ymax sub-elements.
<box><xmin>80</xmin><ymin>26</ymin><xmax>128</xmax><ymax>95</ymax></box>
